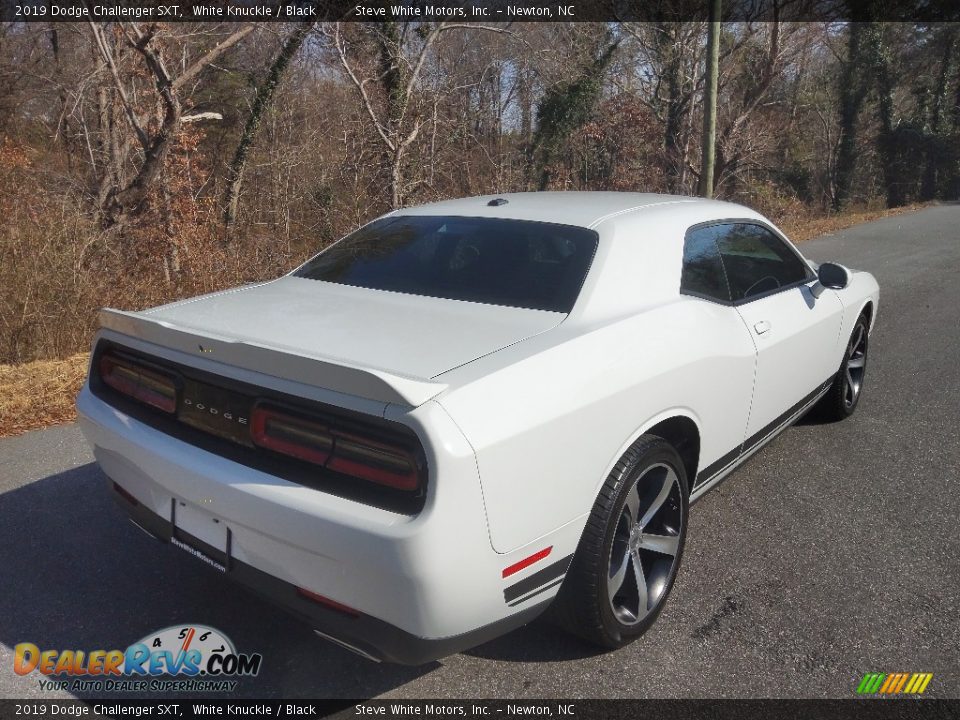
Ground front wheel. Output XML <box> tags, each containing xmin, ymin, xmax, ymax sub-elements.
<box><xmin>553</xmin><ymin>435</ymin><xmax>689</xmax><ymax>648</ymax></box>
<box><xmin>816</xmin><ymin>314</ymin><xmax>870</xmax><ymax>421</ymax></box>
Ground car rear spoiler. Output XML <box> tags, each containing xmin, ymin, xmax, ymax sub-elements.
<box><xmin>98</xmin><ymin>308</ymin><xmax>448</xmax><ymax>408</ymax></box>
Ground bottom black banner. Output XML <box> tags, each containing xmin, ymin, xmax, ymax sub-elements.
<box><xmin>1</xmin><ymin>699</ymin><xmax>958</xmax><ymax>720</ymax></box>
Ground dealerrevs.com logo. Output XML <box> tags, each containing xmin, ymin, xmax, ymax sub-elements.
<box><xmin>14</xmin><ymin>625</ymin><xmax>262</xmax><ymax>693</ymax></box>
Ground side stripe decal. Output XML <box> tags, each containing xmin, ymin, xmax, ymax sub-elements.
<box><xmin>694</xmin><ymin>377</ymin><xmax>832</xmax><ymax>487</ymax></box>
<box><xmin>695</xmin><ymin>447</ymin><xmax>740</xmax><ymax>487</ymax></box>
<box><xmin>741</xmin><ymin>379</ymin><xmax>831</xmax><ymax>454</ymax></box>
<box><xmin>506</xmin><ymin>577</ymin><xmax>566</xmax><ymax>608</ymax></box>
<box><xmin>503</xmin><ymin>554</ymin><xmax>573</xmax><ymax>604</ymax></box>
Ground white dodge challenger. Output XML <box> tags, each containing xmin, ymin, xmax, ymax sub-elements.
<box><xmin>77</xmin><ymin>192</ymin><xmax>878</xmax><ymax>663</ymax></box>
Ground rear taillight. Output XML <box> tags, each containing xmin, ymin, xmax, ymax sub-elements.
<box><xmin>250</xmin><ymin>404</ymin><xmax>421</xmax><ymax>491</ymax></box>
<box><xmin>250</xmin><ymin>406</ymin><xmax>333</xmax><ymax>465</ymax></box>
<box><xmin>326</xmin><ymin>430</ymin><xmax>420</xmax><ymax>490</ymax></box>
<box><xmin>99</xmin><ymin>352</ymin><xmax>178</xmax><ymax>413</ymax></box>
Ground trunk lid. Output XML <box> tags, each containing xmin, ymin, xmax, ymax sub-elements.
<box><xmin>101</xmin><ymin>277</ymin><xmax>564</xmax><ymax>406</ymax></box>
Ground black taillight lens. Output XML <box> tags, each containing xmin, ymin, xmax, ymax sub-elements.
<box><xmin>250</xmin><ymin>405</ymin><xmax>334</xmax><ymax>466</ymax></box>
<box><xmin>327</xmin><ymin>430</ymin><xmax>420</xmax><ymax>491</ymax></box>
<box><xmin>99</xmin><ymin>352</ymin><xmax>178</xmax><ymax>414</ymax></box>
<box><xmin>250</xmin><ymin>404</ymin><xmax>421</xmax><ymax>491</ymax></box>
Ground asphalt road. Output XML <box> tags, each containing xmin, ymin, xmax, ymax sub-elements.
<box><xmin>1</xmin><ymin>205</ymin><xmax>958</xmax><ymax>700</ymax></box>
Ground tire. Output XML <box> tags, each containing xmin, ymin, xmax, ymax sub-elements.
<box><xmin>553</xmin><ymin>434</ymin><xmax>689</xmax><ymax>648</ymax></box>
<box><xmin>816</xmin><ymin>313</ymin><xmax>870</xmax><ymax>421</ymax></box>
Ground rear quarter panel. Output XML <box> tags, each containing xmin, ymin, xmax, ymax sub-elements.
<box><xmin>435</xmin><ymin>300</ymin><xmax>757</xmax><ymax>554</ymax></box>
<box><xmin>433</xmin><ymin>206</ymin><xmax>768</xmax><ymax>554</ymax></box>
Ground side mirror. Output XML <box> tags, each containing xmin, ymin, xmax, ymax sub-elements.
<box><xmin>811</xmin><ymin>262</ymin><xmax>850</xmax><ymax>298</ymax></box>
<box><xmin>818</xmin><ymin>262</ymin><xmax>850</xmax><ymax>289</ymax></box>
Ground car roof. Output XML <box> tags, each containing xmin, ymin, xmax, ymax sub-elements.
<box><xmin>393</xmin><ymin>191</ymin><xmax>752</xmax><ymax>229</ymax></box>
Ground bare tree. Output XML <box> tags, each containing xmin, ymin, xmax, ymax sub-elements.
<box><xmin>712</xmin><ymin>21</ymin><xmax>810</xmax><ymax>194</ymax></box>
<box><xmin>920</xmin><ymin>26</ymin><xmax>958</xmax><ymax>200</ymax></box>
<box><xmin>620</xmin><ymin>22</ymin><xmax>706</xmax><ymax>193</ymax></box>
<box><xmin>327</xmin><ymin>21</ymin><xmax>508</xmax><ymax>208</ymax></box>
<box><xmin>833</xmin><ymin>22</ymin><xmax>871</xmax><ymax>210</ymax></box>
<box><xmin>86</xmin><ymin>21</ymin><xmax>253</xmax><ymax>223</ymax></box>
<box><xmin>530</xmin><ymin>30</ymin><xmax>620</xmax><ymax>190</ymax></box>
<box><xmin>223</xmin><ymin>21</ymin><xmax>318</xmax><ymax>230</ymax></box>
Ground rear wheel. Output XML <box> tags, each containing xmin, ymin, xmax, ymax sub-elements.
<box><xmin>816</xmin><ymin>314</ymin><xmax>870</xmax><ymax>421</ymax></box>
<box><xmin>554</xmin><ymin>435</ymin><xmax>688</xmax><ymax>648</ymax></box>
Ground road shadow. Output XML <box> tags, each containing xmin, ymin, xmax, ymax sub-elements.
<box><xmin>794</xmin><ymin>403</ymin><xmax>844</xmax><ymax>426</ymax></box>
<box><xmin>464</xmin><ymin>618</ymin><xmax>605</xmax><ymax>664</ymax></box>
<box><xmin>0</xmin><ymin>463</ymin><xmax>434</xmax><ymax>699</ymax></box>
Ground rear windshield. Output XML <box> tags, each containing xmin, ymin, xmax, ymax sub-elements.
<box><xmin>293</xmin><ymin>216</ymin><xmax>598</xmax><ymax>313</ymax></box>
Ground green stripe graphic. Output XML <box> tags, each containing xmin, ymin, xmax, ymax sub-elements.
<box><xmin>857</xmin><ymin>673</ymin><xmax>886</xmax><ymax>694</ymax></box>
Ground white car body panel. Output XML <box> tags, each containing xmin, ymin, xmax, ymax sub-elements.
<box><xmin>104</xmin><ymin>277</ymin><xmax>565</xmax><ymax>406</ymax></box>
<box><xmin>140</xmin><ymin>276</ymin><xmax>566</xmax><ymax>381</ymax></box>
<box><xmin>434</xmin><ymin>298</ymin><xmax>757</xmax><ymax>552</ymax></box>
<box><xmin>76</xmin><ymin>191</ymin><xmax>880</xmax><ymax>663</ymax></box>
<box><xmin>77</xmin><ymin>385</ymin><xmax>501</xmax><ymax>638</ymax></box>
<box><xmin>734</xmin><ymin>282</ymin><xmax>844</xmax><ymax>441</ymax></box>
<box><xmin>397</xmin><ymin>191</ymin><xmax>696</xmax><ymax>228</ymax></box>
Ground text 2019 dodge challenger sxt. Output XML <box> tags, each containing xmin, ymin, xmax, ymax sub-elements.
<box><xmin>77</xmin><ymin>192</ymin><xmax>878</xmax><ymax>664</ymax></box>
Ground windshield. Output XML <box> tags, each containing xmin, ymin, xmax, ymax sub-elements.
<box><xmin>293</xmin><ymin>215</ymin><xmax>598</xmax><ymax>313</ymax></box>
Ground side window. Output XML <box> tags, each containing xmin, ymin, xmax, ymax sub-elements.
<box><xmin>713</xmin><ymin>223</ymin><xmax>812</xmax><ymax>301</ymax></box>
<box><xmin>681</xmin><ymin>226</ymin><xmax>730</xmax><ymax>302</ymax></box>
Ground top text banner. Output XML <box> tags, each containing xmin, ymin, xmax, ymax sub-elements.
<box><xmin>3</xmin><ymin>0</ymin><xmax>959</xmax><ymax>23</ymax></box>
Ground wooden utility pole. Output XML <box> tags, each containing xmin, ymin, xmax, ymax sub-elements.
<box><xmin>698</xmin><ymin>0</ymin><xmax>721</xmax><ymax>198</ymax></box>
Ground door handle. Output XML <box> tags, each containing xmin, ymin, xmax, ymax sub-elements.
<box><xmin>754</xmin><ymin>320</ymin><xmax>771</xmax><ymax>335</ymax></box>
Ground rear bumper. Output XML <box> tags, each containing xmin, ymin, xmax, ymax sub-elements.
<box><xmin>112</xmin><ymin>486</ymin><xmax>547</xmax><ymax>665</ymax></box>
<box><xmin>77</xmin><ymin>383</ymin><xmax>561</xmax><ymax>664</ymax></box>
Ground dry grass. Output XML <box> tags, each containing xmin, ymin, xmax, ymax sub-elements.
<box><xmin>0</xmin><ymin>354</ymin><xmax>89</xmax><ymax>437</ymax></box>
<box><xmin>781</xmin><ymin>203</ymin><xmax>927</xmax><ymax>243</ymax></box>
<box><xmin>0</xmin><ymin>202</ymin><xmax>929</xmax><ymax>438</ymax></box>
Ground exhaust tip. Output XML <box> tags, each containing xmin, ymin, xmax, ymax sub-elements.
<box><xmin>312</xmin><ymin>630</ymin><xmax>381</xmax><ymax>663</ymax></box>
<box><xmin>129</xmin><ymin>519</ymin><xmax>163</xmax><ymax>542</ymax></box>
